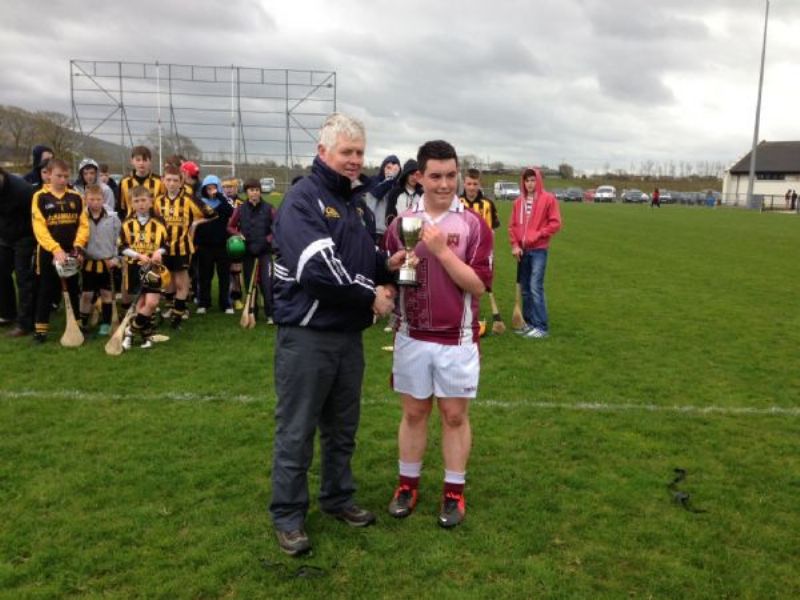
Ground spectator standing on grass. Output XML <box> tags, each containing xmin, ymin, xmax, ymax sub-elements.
<box><xmin>30</xmin><ymin>159</ymin><xmax>89</xmax><ymax>344</ymax></box>
<box><xmin>460</xmin><ymin>168</ymin><xmax>500</xmax><ymax>336</ymax></box>
<box><xmin>269</xmin><ymin>113</ymin><xmax>404</xmax><ymax>556</ymax></box>
<box><xmin>384</xmin><ymin>140</ymin><xmax>494</xmax><ymax>529</ymax></box>
<box><xmin>508</xmin><ymin>167</ymin><xmax>561</xmax><ymax>338</ymax></box>
<box><xmin>23</xmin><ymin>145</ymin><xmax>53</xmax><ymax>187</ymax></box>
<box><xmin>791</xmin><ymin>189</ymin><xmax>798</xmax><ymax>211</ymax></box>
<box><xmin>385</xmin><ymin>159</ymin><xmax>423</xmax><ymax>222</ymax></box>
<box><xmin>363</xmin><ymin>154</ymin><xmax>401</xmax><ymax>247</ymax></box>
<box><xmin>119</xmin><ymin>146</ymin><xmax>164</xmax><ymax>218</ymax></box>
<box><xmin>651</xmin><ymin>187</ymin><xmax>660</xmax><ymax>208</ymax></box>
<box><xmin>227</xmin><ymin>179</ymin><xmax>277</xmax><ymax>323</ymax></box>
<box><xmin>194</xmin><ymin>175</ymin><xmax>234</xmax><ymax>314</ymax></box>
<box><xmin>0</xmin><ymin>167</ymin><xmax>36</xmax><ymax>336</ymax></box>
<box><xmin>74</xmin><ymin>158</ymin><xmax>116</xmax><ymax>214</ymax></box>
<box><xmin>98</xmin><ymin>163</ymin><xmax>120</xmax><ymax>206</ymax></box>
<box><xmin>78</xmin><ymin>184</ymin><xmax>121</xmax><ymax>337</ymax></box>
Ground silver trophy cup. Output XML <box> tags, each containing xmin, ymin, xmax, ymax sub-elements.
<box><xmin>397</xmin><ymin>217</ymin><xmax>423</xmax><ymax>286</ymax></box>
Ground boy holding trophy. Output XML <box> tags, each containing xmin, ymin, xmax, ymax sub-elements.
<box><xmin>384</xmin><ymin>140</ymin><xmax>494</xmax><ymax>528</ymax></box>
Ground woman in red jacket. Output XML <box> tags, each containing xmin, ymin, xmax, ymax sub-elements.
<box><xmin>508</xmin><ymin>167</ymin><xmax>562</xmax><ymax>338</ymax></box>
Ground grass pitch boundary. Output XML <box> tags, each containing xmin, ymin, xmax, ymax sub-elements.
<box><xmin>3</xmin><ymin>388</ymin><xmax>799</xmax><ymax>417</ymax></box>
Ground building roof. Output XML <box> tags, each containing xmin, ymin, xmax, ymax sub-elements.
<box><xmin>728</xmin><ymin>141</ymin><xmax>800</xmax><ymax>174</ymax></box>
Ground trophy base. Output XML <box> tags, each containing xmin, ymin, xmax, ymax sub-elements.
<box><xmin>397</xmin><ymin>266</ymin><xmax>418</xmax><ymax>287</ymax></box>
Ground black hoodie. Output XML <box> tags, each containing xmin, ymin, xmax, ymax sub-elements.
<box><xmin>0</xmin><ymin>168</ymin><xmax>35</xmax><ymax>242</ymax></box>
<box><xmin>23</xmin><ymin>145</ymin><xmax>53</xmax><ymax>187</ymax></box>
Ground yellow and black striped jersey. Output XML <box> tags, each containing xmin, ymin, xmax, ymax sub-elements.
<box><xmin>155</xmin><ymin>190</ymin><xmax>216</xmax><ymax>255</ymax></box>
<box><xmin>31</xmin><ymin>185</ymin><xmax>90</xmax><ymax>253</ymax></box>
<box><xmin>120</xmin><ymin>173</ymin><xmax>165</xmax><ymax>217</ymax></box>
<box><xmin>460</xmin><ymin>194</ymin><xmax>500</xmax><ymax>230</ymax></box>
<box><xmin>119</xmin><ymin>215</ymin><xmax>169</xmax><ymax>263</ymax></box>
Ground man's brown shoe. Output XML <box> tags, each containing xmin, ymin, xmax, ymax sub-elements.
<box><xmin>275</xmin><ymin>529</ymin><xmax>311</xmax><ymax>556</ymax></box>
<box><xmin>327</xmin><ymin>504</ymin><xmax>376</xmax><ymax>527</ymax></box>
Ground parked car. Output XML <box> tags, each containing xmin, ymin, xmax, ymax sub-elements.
<box><xmin>260</xmin><ymin>177</ymin><xmax>276</xmax><ymax>193</ymax></box>
<box><xmin>594</xmin><ymin>185</ymin><xmax>616</xmax><ymax>202</ymax></box>
<box><xmin>621</xmin><ymin>189</ymin><xmax>649</xmax><ymax>203</ymax></box>
<box><xmin>493</xmin><ymin>180</ymin><xmax>520</xmax><ymax>201</ymax></box>
<box><xmin>564</xmin><ymin>187</ymin><xmax>583</xmax><ymax>202</ymax></box>
<box><xmin>583</xmin><ymin>188</ymin><xmax>596</xmax><ymax>202</ymax></box>
<box><xmin>553</xmin><ymin>188</ymin><xmax>567</xmax><ymax>201</ymax></box>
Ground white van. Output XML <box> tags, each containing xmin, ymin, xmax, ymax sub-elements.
<box><xmin>594</xmin><ymin>185</ymin><xmax>616</xmax><ymax>202</ymax></box>
<box><xmin>493</xmin><ymin>181</ymin><xmax>520</xmax><ymax>201</ymax></box>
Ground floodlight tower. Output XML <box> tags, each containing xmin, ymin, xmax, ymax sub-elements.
<box><xmin>746</xmin><ymin>0</ymin><xmax>770</xmax><ymax>210</ymax></box>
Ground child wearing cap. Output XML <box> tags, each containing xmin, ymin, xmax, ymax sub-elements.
<box><xmin>227</xmin><ymin>179</ymin><xmax>276</xmax><ymax>322</ymax></box>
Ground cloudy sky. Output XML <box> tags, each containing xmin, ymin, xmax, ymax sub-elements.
<box><xmin>2</xmin><ymin>0</ymin><xmax>799</xmax><ymax>173</ymax></box>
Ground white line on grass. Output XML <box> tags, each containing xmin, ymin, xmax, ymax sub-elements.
<box><xmin>2</xmin><ymin>389</ymin><xmax>799</xmax><ymax>417</ymax></box>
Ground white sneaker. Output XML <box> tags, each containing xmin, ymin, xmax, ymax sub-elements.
<box><xmin>383</xmin><ymin>326</ymin><xmax>392</xmax><ymax>333</ymax></box>
<box><xmin>122</xmin><ymin>328</ymin><xmax>133</xmax><ymax>351</ymax></box>
<box><xmin>140</xmin><ymin>338</ymin><xmax>154</xmax><ymax>349</ymax></box>
<box><xmin>196</xmin><ymin>307</ymin><xmax>207</xmax><ymax>315</ymax></box>
<box><xmin>525</xmin><ymin>327</ymin><xmax>549</xmax><ymax>339</ymax></box>
<box><xmin>225</xmin><ymin>308</ymin><xmax>234</xmax><ymax>315</ymax></box>
<box><xmin>267</xmin><ymin>317</ymin><xmax>274</xmax><ymax>325</ymax></box>
<box><xmin>161</xmin><ymin>308</ymin><xmax>172</xmax><ymax>319</ymax></box>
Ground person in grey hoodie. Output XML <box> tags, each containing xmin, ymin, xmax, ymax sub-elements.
<box><xmin>78</xmin><ymin>183</ymin><xmax>121</xmax><ymax>336</ymax></box>
<box><xmin>75</xmin><ymin>158</ymin><xmax>116</xmax><ymax>214</ymax></box>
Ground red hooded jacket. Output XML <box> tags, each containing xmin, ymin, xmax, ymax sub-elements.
<box><xmin>508</xmin><ymin>167</ymin><xmax>561</xmax><ymax>251</ymax></box>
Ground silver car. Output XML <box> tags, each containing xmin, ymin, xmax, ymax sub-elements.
<box><xmin>260</xmin><ymin>177</ymin><xmax>276</xmax><ymax>193</ymax></box>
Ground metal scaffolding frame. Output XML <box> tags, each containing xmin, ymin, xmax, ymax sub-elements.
<box><xmin>70</xmin><ymin>60</ymin><xmax>336</xmax><ymax>177</ymax></box>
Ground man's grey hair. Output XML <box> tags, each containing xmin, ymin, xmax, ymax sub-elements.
<box><xmin>319</xmin><ymin>113</ymin><xmax>366</xmax><ymax>151</ymax></box>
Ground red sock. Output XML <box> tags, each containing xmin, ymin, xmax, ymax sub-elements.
<box><xmin>443</xmin><ymin>482</ymin><xmax>465</xmax><ymax>496</ymax></box>
<box><xmin>399</xmin><ymin>475</ymin><xmax>420</xmax><ymax>489</ymax></box>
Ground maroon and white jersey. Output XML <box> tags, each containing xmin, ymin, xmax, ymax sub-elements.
<box><xmin>386</xmin><ymin>196</ymin><xmax>494</xmax><ymax>345</ymax></box>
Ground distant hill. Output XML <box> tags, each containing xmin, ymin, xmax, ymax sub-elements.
<box><xmin>0</xmin><ymin>104</ymin><xmax>129</xmax><ymax>172</ymax></box>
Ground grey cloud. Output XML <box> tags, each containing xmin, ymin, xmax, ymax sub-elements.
<box><xmin>2</xmin><ymin>0</ymin><xmax>799</xmax><ymax>173</ymax></box>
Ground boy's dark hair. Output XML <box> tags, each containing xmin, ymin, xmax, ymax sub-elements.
<box><xmin>243</xmin><ymin>178</ymin><xmax>260</xmax><ymax>191</ymax></box>
<box><xmin>130</xmin><ymin>185</ymin><xmax>152</xmax><ymax>199</ymax></box>
<box><xmin>98</xmin><ymin>163</ymin><xmax>110</xmax><ymax>173</ymax></box>
<box><xmin>131</xmin><ymin>146</ymin><xmax>152</xmax><ymax>160</ymax></box>
<box><xmin>522</xmin><ymin>168</ymin><xmax>536</xmax><ymax>180</ymax></box>
<box><xmin>48</xmin><ymin>158</ymin><xmax>69</xmax><ymax>172</ymax></box>
<box><xmin>84</xmin><ymin>183</ymin><xmax>103</xmax><ymax>197</ymax></box>
<box><xmin>164</xmin><ymin>154</ymin><xmax>185</xmax><ymax>169</ymax></box>
<box><xmin>163</xmin><ymin>165</ymin><xmax>181</xmax><ymax>177</ymax></box>
<box><xmin>417</xmin><ymin>140</ymin><xmax>458</xmax><ymax>174</ymax></box>
<box><xmin>466</xmin><ymin>168</ymin><xmax>481</xmax><ymax>180</ymax></box>
<box><xmin>39</xmin><ymin>158</ymin><xmax>52</xmax><ymax>172</ymax></box>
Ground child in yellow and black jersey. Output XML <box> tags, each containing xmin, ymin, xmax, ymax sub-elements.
<box><xmin>460</xmin><ymin>168</ymin><xmax>500</xmax><ymax>337</ymax></box>
<box><xmin>31</xmin><ymin>158</ymin><xmax>89</xmax><ymax>343</ymax></box>
<box><xmin>222</xmin><ymin>177</ymin><xmax>245</xmax><ymax>309</ymax></box>
<box><xmin>119</xmin><ymin>185</ymin><xmax>169</xmax><ymax>349</ymax></box>
<box><xmin>119</xmin><ymin>146</ymin><xmax>165</xmax><ymax>218</ymax></box>
<box><xmin>156</xmin><ymin>166</ymin><xmax>215</xmax><ymax>327</ymax></box>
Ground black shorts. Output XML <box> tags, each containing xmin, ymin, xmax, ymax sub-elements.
<box><xmin>164</xmin><ymin>253</ymin><xmax>191</xmax><ymax>272</ymax></box>
<box><xmin>124</xmin><ymin>263</ymin><xmax>161</xmax><ymax>295</ymax></box>
<box><xmin>81</xmin><ymin>268</ymin><xmax>112</xmax><ymax>293</ymax></box>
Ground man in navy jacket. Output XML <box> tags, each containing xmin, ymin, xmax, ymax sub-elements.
<box><xmin>269</xmin><ymin>113</ymin><xmax>404</xmax><ymax>556</ymax></box>
<box><xmin>0</xmin><ymin>168</ymin><xmax>35</xmax><ymax>335</ymax></box>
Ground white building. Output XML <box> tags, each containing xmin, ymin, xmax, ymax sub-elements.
<box><xmin>722</xmin><ymin>141</ymin><xmax>800</xmax><ymax>208</ymax></box>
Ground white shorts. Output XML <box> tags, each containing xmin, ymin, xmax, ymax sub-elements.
<box><xmin>392</xmin><ymin>333</ymin><xmax>480</xmax><ymax>399</ymax></box>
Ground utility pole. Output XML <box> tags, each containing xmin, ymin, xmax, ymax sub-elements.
<box><xmin>746</xmin><ymin>0</ymin><xmax>769</xmax><ymax>210</ymax></box>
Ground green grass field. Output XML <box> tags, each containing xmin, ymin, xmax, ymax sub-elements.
<box><xmin>2</xmin><ymin>203</ymin><xmax>799</xmax><ymax>599</ymax></box>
